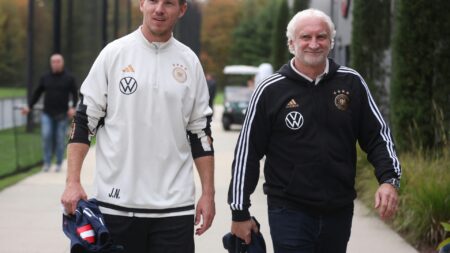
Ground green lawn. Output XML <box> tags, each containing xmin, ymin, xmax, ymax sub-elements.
<box><xmin>214</xmin><ymin>91</ymin><xmax>224</xmax><ymax>105</ymax></box>
<box><xmin>0</xmin><ymin>126</ymin><xmax>42</xmax><ymax>177</ymax></box>
<box><xmin>0</xmin><ymin>87</ymin><xmax>26</xmax><ymax>98</ymax></box>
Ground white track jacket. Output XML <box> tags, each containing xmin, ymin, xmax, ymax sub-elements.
<box><xmin>70</xmin><ymin>28</ymin><xmax>213</xmax><ymax>217</ymax></box>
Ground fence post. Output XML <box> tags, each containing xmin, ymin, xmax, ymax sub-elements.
<box><xmin>26</xmin><ymin>0</ymin><xmax>35</xmax><ymax>133</ymax></box>
<box><xmin>12</xmin><ymin>105</ymin><xmax>20</xmax><ymax>171</ymax></box>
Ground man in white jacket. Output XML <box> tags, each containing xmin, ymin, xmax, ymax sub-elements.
<box><xmin>61</xmin><ymin>0</ymin><xmax>215</xmax><ymax>252</ymax></box>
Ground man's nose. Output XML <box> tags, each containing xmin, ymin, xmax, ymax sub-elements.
<box><xmin>154</xmin><ymin>2</ymin><xmax>165</xmax><ymax>14</ymax></box>
<box><xmin>309</xmin><ymin>38</ymin><xmax>319</xmax><ymax>49</ymax></box>
<box><xmin>309</xmin><ymin>37</ymin><xmax>319</xmax><ymax>48</ymax></box>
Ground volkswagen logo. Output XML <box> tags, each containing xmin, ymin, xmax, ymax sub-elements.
<box><xmin>119</xmin><ymin>77</ymin><xmax>138</xmax><ymax>95</ymax></box>
<box><xmin>285</xmin><ymin>111</ymin><xmax>304</xmax><ymax>130</ymax></box>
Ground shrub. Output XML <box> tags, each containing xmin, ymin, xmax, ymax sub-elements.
<box><xmin>356</xmin><ymin>146</ymin><xmax>450</xmax><ymax>250</ymax></box>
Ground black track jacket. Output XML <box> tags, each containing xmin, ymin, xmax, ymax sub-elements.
<box><xmin>29</xmin><ymin>70</ymin><xmax>78</xmax><ymax>117</ymax></box>
<box><xmin>228</xmin><ymin>59</ymin><xmax>401</xmax><ymax>221</ymax></box>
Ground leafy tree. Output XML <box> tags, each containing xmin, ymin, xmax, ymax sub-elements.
<box><xmin>253</xmin><ymin>0</ymin><xmax>277</xmax><ymax>64</ymax></box>
<box><xmin>0</xmin><ymin>0</ymin><xmax>26</xmax><ymax>86</ymax></box>
<box><xmin>391</xmin><ymin>0</ymin><xmax>450</xmax><ymax>150</ymax></box>
<box><xmin>271</xmin><ymin>0</ymin><xmax>290</xmax><ymax>70</ymax></box>
<box><xmin>61</xmin><ymin>0</ymin><xmax>103</xmax><ymax>83</ymax></box>
<box><xmin>30</xmin><ymin>0</ymin><xmax>53</xmax><ymax>87</ymax></box>
<box><xmin>229</xmin><ymin>18</ymin><xmax>261</xmax><ymax>65</ymax></box>
<box><xmin>200</xmin><ymin>0</ymin><xmax>241</xmax><ymax>84</ymax></box>
<box><xmin>350</xmin><ymin>0</ymin><xmax>391</xmax><ymax>111</ymax></box>
<box><xmin>0</xmin><ymin>0</ymin><xmax>144</xmax><ymax>89</ymax></box>
<box><xmin>229</xmin><ymin>0</ymin><xmax>276</xmax><ymax>66</ymax></box>
<box><xmin>292</xmin><ymin>0</ymin><xmax>310</xmax><ymax>15</ymax></box>
<box><xmin>175</xmin><ymin>1</ymin><xmax>202</xmax><ymax>56</ymax></box>
<box><xmin>431</xmin><ymin>0</ymin><xmax>450</xmax><ymax>146</ymax></box>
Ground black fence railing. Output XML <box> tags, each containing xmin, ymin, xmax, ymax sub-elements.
<box><xmin>0</xmin><ymin>98</ymin><xmax>43</xmax><ymax>179</ymax></box>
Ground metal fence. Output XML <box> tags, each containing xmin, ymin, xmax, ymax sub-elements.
<box><xmin>0</xmin><ymin>97</ymin><xmax>43</xmax><ymax>179</ymax></box>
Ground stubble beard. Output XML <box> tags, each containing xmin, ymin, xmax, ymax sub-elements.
<box><xmin>300</xmin><ymin>52</ymin><xmax>328</xmax><ymax>67</ymax></box>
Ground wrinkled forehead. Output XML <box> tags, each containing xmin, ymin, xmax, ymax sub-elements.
<box><xmin>295</xmin><ymin>16</ymin><xmax>331</xmax><ymax>37</ymax></box>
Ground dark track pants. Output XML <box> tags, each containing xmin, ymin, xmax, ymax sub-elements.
<box><xmin>103</xmin><ymin>214</ymin><xmax>195</xmax><ymax>253</ymax></box>
<box><xmin>268</xmin><ymin>205</ymin><xmax>353</xmax><ymax>253</ymax></box>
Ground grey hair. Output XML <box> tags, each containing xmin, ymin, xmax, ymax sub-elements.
<box><xmin>286</xmin><ymin>8</ymin><xmax>336</xmax><ymax>54</ymax></box>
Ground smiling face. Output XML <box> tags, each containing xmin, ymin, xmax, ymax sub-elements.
<box><xmin>140</xmin><ymin>0</ymin><xmax>187</xmax><ymax>42</ymax></box>
<box><xmin>290</xmin><ymin>16</ymin><xmax>332</xmax><ymax>69</ymax></box>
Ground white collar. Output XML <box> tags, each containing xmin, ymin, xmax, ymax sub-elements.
<box><xmin>290</xmin><ymin>58</ymin><xmax>329</xmax><ymax>85</ymax></box>
<box><xmin>138</xmin><ymin>26</ymin><xmax>173</xmax><ymax>50</ymax></box>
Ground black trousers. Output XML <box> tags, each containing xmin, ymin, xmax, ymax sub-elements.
<box><xmin>103</xmin><ymin>214</ymin><xmax>195</xmax><ymax>253</ymax></box>
<box><xmin>268</xmin><ymin>205</ymin><xmax>354</xmax><ymax>253</ymax></box>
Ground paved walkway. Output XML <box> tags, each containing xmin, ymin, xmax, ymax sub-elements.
<box><xmin>0</xmin><ymin>107</ymin><xmax>418</xmax><ymax>253</ymax></box>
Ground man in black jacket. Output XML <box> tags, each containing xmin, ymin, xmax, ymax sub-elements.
<box><xmin>228</xmin><ymin>8</ymin><xmax>401</xmax><ymax>253</ymax></box>
<box><xmin>22</xmin><ymin>54</ymin><xmax>78</xmax><ymax>172</ymax></box>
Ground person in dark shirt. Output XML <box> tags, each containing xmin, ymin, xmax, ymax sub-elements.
<box><xmin>22</xmin><ymin>53</ymin><xmax>78</xmax><ymax>172</ymax></box>
<box><xmin>206</xmin><ymin>73</ymin><xmax>217</xmax><ymax>112</ymax></box>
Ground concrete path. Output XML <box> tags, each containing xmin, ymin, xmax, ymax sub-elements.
<box><xmin>0</xmin><ymin>107</ymin><xmax>418</xmax><ymax>253</ymax></box>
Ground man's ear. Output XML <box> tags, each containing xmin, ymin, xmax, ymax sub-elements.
<box><xmin>139</xmin><ymin>0</ymin><xmax>145</xmax><ymax>12</ymax></box>
<box><xmin>288</xmin><ymin>39</ymin><xmax>294</xmax><ymax>53</ymax></box>
<box><xmin>178</xmin><ymin>2</ymin><xmax>188</xmax><ymax>18</ymax></box>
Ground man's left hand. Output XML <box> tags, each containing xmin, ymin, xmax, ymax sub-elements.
<box><xmin>194</xmin><ymin>193</ymin><xmax>215</xmax><ymax>236</ymax></box>
<box><xmin>374</xmin><ymin>183</ymin><xmax>398</xmax><ymax>220</ymax></box>
<box><xmin>67</xmin><ymin>107</ymin><xmax>76</xmax><ymax>118</ymax></box>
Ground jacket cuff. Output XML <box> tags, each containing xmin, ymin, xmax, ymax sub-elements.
<box><xmin>381</xmin><ymin>178</ymin><xmax>400</xmax><ymax>190</ymax></box>
<box><xmin>232</xmin><ymin>210</ymin><xmax>251</xmax><ymax>221</ymax></box>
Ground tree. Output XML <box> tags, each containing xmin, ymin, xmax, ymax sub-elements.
<box><xmin>0</xmin><ymin>0</ymin><xmax>26</xmax><ymax>86</ymax></box>
<box><xmin>271</xmin><ymin>0</ymin><xmax>290</xmax><ymax>70</ymax></box>
<box><xmin>431</xmin><ymin>0</ymin><xmax>450</xmax><ymax>147</ymax></box>
<box><xmin>253</xmin><ymin>0</ymin><xmax>277</xmax><ymax>64</ymax></box>
<box><xmin>350</xmin><ymin>0</ymin><xmax>391</xmax><ymax>114</ymax></box>
<box><xmin>229</xmin><ymin>0</ymin><xmax>276</xmax><ymax>66</ymax></box>
<box><xmin>200</xmin><ymin>0</ymin><xmax>241</xmax><ymax>84</ymax></box>
<box><xmin>391</xmin><ymin>0</ymin><xmax>450</xmax><ymax>150</ymax></box>
<box><xmin>175</xmin><ymin>1</ymin><xmax>202</xmax><ymax>56</ymax></box>
<box><xmin>229</xmin><ymin>18</ymin><xmax>261</xmax><ymax>65</ymax></box>
<box><xmin>292</xmin><ymin>0</ymin><xmax>310</xmax><ymax>15</ymax></box>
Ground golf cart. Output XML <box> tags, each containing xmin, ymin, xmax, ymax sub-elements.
<box><xmin>221</xmin><ymin>65</ymin><xmax>258</xmax><ymax>131</ymax></box>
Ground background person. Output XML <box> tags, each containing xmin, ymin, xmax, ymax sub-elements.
<box><xmin>254</xmin><ymin>63</ymin><xmax>273</xmax><ymax>88</ymax></box>
<box><xmin>206</xmin><ymin>73</ymin><xmax>217</xmax><ymax>111</ymax></box>
<box><xmin>22</xmin><ymin>53</ymin><xmax>78</xmax><ymax>172</ymax></box>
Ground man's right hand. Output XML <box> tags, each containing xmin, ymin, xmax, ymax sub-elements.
<box><xmin>61</xmin><ymin>182</ymin><xmax>87</xmax><ymax>215</ymax></box>
<box><xmin>21</xmin><ymin>106</ymin><xmax>30</xmax><ymax>115</ymax></box>
<box><xmin>231</xmin><ymin>219</ymin><xmax>259</xmax><ymax>244</ymax></box>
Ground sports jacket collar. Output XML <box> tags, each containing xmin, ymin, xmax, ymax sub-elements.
<box><xmin>277</xmin><ymin>58</ymin><xmax>340</xmax><ymax>86</ymax></box>
<box><xmin>136</xmin><ymin>26</ymin><xmax>174</xmax><ymax>51</ymax></box>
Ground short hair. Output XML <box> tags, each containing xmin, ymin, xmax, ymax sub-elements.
<box><xmin>179</xmin><ymin>0</ymin><xmax>186</xmax><ymax>4</ymax></box>
<box><xmin>286</xmin><ymin>8</ymin><xmax>336</xmax><ymax>54</ymax></box>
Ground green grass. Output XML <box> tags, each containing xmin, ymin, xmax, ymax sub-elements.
<box><xmin>0</xmin><ymin>125</ymin><xmax>43</xmax><ymax>191</ymax></box>
<box><xmin>0</xmin><ymin>87</ymin><xmax>26</xmax><ymax>98</ymax></box>
<box><xmin>213</xmin><ymin>91</ymin><xmax>224</xmax><ymax>105</ymax></box>
<box><xmin>0</xmin><ymin>126</ymin><xmax>42</xmax><ymax>177</ymax></box>
<box><xmin>355</xmin><ymin>146</ymin><xmax>450</xmax><ymax>251</ymax></box>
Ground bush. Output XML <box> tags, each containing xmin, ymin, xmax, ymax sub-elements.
<box><xmin>391</xmin><ymin>0</ymin><xmax>450</xmax><ymax>150</ymax></box>
<box><xmin>356</xmin><ymin>146</ymin><xmax>450</xmax><ymax>250</ymax></box>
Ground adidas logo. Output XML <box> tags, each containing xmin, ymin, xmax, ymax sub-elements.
<box><xmin>286</xmin><ymin>98</ymin><xmax>299</xmax><ymax>108</ymax></box>
<box><xmin>122</xmin><ymin>65</ymin><xmax>135</xmax><ymax>73</ymax></box>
